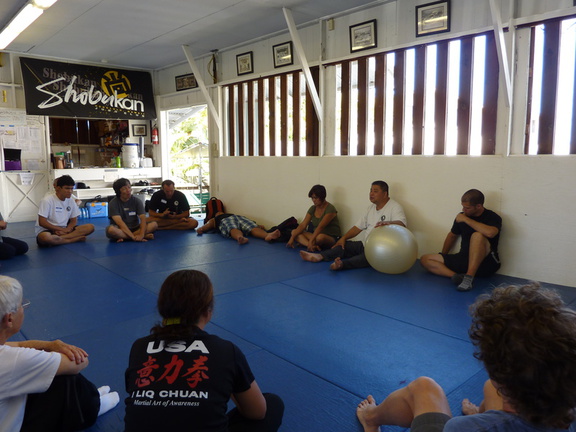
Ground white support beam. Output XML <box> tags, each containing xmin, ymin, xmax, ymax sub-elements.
<box><xmin>489</xmin><ymin>0</ymin><xmax>513</xmax><ymax>108</ymax></box>
<box><xmin>283</xmin><ymin>7</ymin><xmax>323</xmax><ymax>121</ymax></box>
<box><xmin>182</xmin><ymin>45</ymin><xmax>222</xmax><ymax>130</ymax></box>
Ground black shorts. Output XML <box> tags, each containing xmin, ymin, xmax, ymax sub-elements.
<box><xmin>411</xmin><ymin>412</ymin><xmax>451</xmax><ymax>432</ymax></box>
<box><xmin>442</xmin><ymin>251</ymin><xmax>501</xmax><ymax>276</ymax></box>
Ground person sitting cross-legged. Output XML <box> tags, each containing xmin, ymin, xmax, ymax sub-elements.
<box><xmin>356</xmin><ymin>283</ymin><xmax>576</xmax><ymax>432</ymax></box>
<box><xmin>0</xmin><ymin>275</ymin><xmax>119</xmax><ymax>432</ymax></box>
<box><xmin>300</xmin><ymin>180</ymin><xmax>406</xmax><ymax>271</ymax></box>
<box><xmin>105</xmin><ymin>178</ymin><xmax>158</xmax><ymax>242</ymax></box>
<box><xmin>0</xmin><ymin>211</ymin><xmax>28</xmax><ymax>260</ymax></box>
<box><xmin>146</xmin><ymin>180</ymin><xmax>198</xmax><ymax>231</ymax></box>
<box><xmin>35</xmin><ymin>175</ymin><xmax>95</xmax><ymax>247</ymax></box>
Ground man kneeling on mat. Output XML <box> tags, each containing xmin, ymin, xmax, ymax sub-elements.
<box><xmin>356</xmin><ymin>283</ymin><xmax>576</xmax><ymax>432</ymax></box>
<box><xmin>106</xmin><ymin>178</ymin><xmax>158</xmax><ymax>242</ymax></box>
<box><xmin>0</xmin><ymin>275</ymin><xmax>119</xmax><ymax>432</ymax></box>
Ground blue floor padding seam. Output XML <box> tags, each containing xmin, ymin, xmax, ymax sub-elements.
<box><xmin>275</xmin><ymin>280</ymin><xmax>477</xmax><ymax>343</ymax></box>
<box><xmin>211</xmin><ymin>285</ymin><xmax>478</xmax><ymax>404</ymax></box>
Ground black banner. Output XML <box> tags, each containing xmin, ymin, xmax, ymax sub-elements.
<box><xmin>20</xmin><ymin>57</ymin><xmax>157</xmax><ymax>120</ymax></box>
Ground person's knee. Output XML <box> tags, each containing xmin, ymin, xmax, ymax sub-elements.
<box><xmin>263</xmin><ymin>393</ymin><xmax>285</xmax><ymax>426</ymax></box>
<box><xmin>105</xmin><ymin>226</ymin><xmax>118</xmax><ymax>239</ymax></box>
<box><xmin>420</xmin><ymin>254</ymin><xmax>432</xmax><ymax>267</ymax></box>
<box><xmin>470</xmin><ymin>231</ymin><xmax>490</xmax><ymax>245</ymax></box>
<box><xmin>408</xmin><ymin>376</ymin><xmax>444</xmax><ymax>400</ymax></box>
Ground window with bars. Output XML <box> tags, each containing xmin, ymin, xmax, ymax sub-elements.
<box><xmin>525</xmin><ymin>16</ymin><xmax>576</xmax><ymax>155</ymax></box>
<box><xmin>223</xmin><ymin>68</ymin><xmax>319</xmax><ymax>156</ymax></box>
<box><xmin>330</xmin><ymin>31</ymin><xmax>499</xmax><ymax>156</ymax></box>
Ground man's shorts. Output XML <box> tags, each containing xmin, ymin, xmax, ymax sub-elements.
<box><xmin>218</xmin><ymin>215</ymin><xmax>258</xmax><ymax>238</ymax></box>
<box><xmin>442</xmin><ymin>251</ymin><xmax>501</xmax><ymax>277</ymax></box>
<box><xmin>411</xmin><ymin>412</ymin><xmax>451</xmax><ymax>432</ymax></box>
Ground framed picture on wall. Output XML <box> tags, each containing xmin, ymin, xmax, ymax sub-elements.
<box><xmin>175</xmin><ymin>73</ymin><xmax>198</xmax><ymax>91</ymax></box>
<box><xmin>236</xmin><ymin>51</ymin><xmax>254</xmax><ymax>76</ymax></box>
<box><xmin>416</xmin><ymin>0</ymin><xmax>450</xmax><ymax>37</ymax></box>
<box><xmin>349</xmin><ymin>19</ymin><xmax>377</xmax><ymax>53</ymax></box>
<box><xmin>132</xmin><ymin>124</ymin><xmax>147</xmax><ymax>136</ymax></box>
<box><xmin>273</xmin><ymin>41</ymin><xmax>293</xmax><ymax>68</ymax></box>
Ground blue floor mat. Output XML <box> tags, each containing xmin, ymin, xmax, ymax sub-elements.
<box><xmin>1</xmin><ymin>219</ymin><xmax>574</xmax><ymax>432</ymax></box>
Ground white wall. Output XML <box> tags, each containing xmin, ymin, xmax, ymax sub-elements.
<box><xmin>154</xmin><ymin>0</ymin><xmax>576</xmax><ymax>287</ymax></box>
<box><xmin>212</xmin><ymin>155</ymin><xmax>576</xmax><ymax>287</ymax></box>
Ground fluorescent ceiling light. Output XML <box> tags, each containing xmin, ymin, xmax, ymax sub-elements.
<box><xmin>33</xmin><ymin>0</ymin><xmax>58</xmax><ymax>9</ymax></box>
<box><xmin>0</xmin><ymin>0</ymin><xmax>58</xmax><ymax>50</ymax></box>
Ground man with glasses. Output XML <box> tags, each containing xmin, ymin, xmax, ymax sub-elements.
<box><xmin>0</xmin><ymin>275</ymin><xmax>119</xmax><ymax>431</ymax></box>
<box><xmin>36</xmin><ymin>175</ymin><xmax>95</xmax><ymax>247</ymax></box>
<box><xmin>300</xmin><ymin>180</ymin><xmax>407</xmax><ymax>271</ymax></box>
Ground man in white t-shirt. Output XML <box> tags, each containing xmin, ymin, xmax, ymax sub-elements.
<box><xmin>35</xmin><ymin>175</ymin><xmax>95</xmax><ymax>246</ymax></box>
<box><xmin>0</xmin><ymin>275</ymin><xmax>119</xmax><ymax>432</ymax></box>
<box><xmin>300</xmin><ymin>180</ymin><xmax>407</xmax><ymax>270</ymax></box>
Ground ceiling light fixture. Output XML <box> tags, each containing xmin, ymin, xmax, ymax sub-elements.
<box><xmin>0</xmin><ymin>0</ymin><xmax>59</xmax><ymax>50</ymax></box>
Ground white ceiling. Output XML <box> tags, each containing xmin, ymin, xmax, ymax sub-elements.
<box><xmin>1</xmin><ymin>0</ymin><xmax>379</xmax><ymax>70</ymax></box>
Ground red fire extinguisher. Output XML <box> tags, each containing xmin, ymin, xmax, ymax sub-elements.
<box><xmin>152</xmin><ymin>124</ymin><xmax>159</xmax><ymax>145</ymax></box>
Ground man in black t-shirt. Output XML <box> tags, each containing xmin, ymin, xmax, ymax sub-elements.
<box><xmin>420</xmin><ymin>189</ymin><xmax>502</xmax><ymax>292</ymax></box>
<box><xmin>146</xmin><ymin>180</ymin><xmax>198</xmax><ymax>230</ymax></box>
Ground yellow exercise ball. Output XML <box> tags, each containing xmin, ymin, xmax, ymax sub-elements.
<box><xmin>365</xmin><ymin>225</ymin><xmax>418</xmax><ymax>274</ymax></box>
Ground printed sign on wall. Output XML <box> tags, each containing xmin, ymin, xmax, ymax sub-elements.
<box><xmin>20</xmin><ymin>57</ymin><xmax>157</xmax><ymax>120</ymax></box>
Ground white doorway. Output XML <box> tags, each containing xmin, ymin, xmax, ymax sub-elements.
<box><xmin>164</xmin><ymin>104</ymin><xmax>209</xmax><ymax>212</ymax></box>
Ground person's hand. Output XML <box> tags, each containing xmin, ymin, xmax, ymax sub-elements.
<box><xmin>0</xmin><ymin>221</ymin><xmax>7</xmax><ymax>230</ymax></box>
<box><xmin>332</xmin><ymin>238</ymin><xmax>346</xmax><ymax>249</ymax></box>
<box><xmin>133</xmin><ymin>233</ymin><xmax>146</xmax><ymax>242</ymax></box>
<box><xmin>307</xmin><ymin>239</ymin><xmax>319</xmax><ymax>252</ymax></box>
<box><xmin>374</xmin><ymin>221</ymin><xmax>391</xmax><ymax>227</ymax></box>
<box><xmin>46</xmin><ymin>340</ymin><xmax>88</xmax><ymax>364</ymax></box>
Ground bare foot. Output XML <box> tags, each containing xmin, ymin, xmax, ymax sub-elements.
<box><xmin>115</xmin><ymin>238</ymin><xmax>124</xmax><ymax>243</ymax></box>
<box><xmin>356</xmin><ymin>395</ymin><xmax>381</xmax><ymax>432</ymax></box>
<box><xmin>330</xmin><ymin>257</ymin><xmax>344</xmax><ymax>271</ymax></box>
<box><xmin>462</xmin><ymin>398</ymin><xmax>480</xmax><ymax>415</ymax></box>
<box><xmin>300</xmin><ymin>250</ymin><xmax>323</xmax><ymax>262</ymax></box>
<box><xmin>145</xmin><ymin>233</ymin><xmax>155</xmax><ymax>240</ymax></box>
<box><xmin>237</xmin><ymin>236</ymin><xmax>249</xmax><ymax>245</ymax></box>
<box><xmin>265</xmin><ymin>229</ymin><xmax>281</xmax><ymax>242</ymax></box>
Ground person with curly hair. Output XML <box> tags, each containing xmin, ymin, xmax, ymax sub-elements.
<box><xmin>355</xmin><ymin>283</ymin><xmax>576</xmax><ymax>432</ymax></box>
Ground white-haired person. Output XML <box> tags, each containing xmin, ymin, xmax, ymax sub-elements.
<box><xmin>0</xmin><ymin>275</ymin><xmax>119</xmax><ymax>431</ymax></box>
